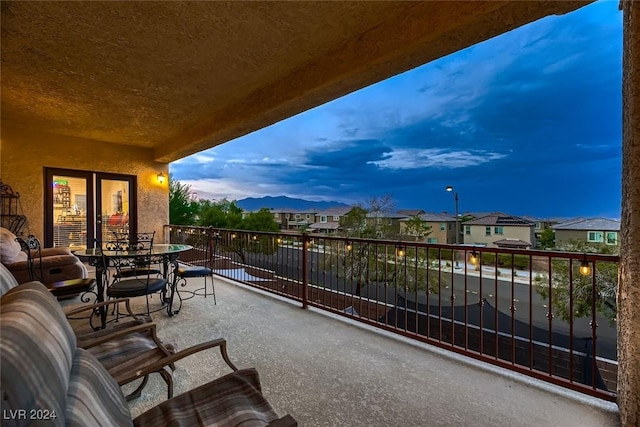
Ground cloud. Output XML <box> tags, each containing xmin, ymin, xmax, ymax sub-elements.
<box><xmin>367</xmin><ymin>148</ymin><xmax>507</xmax><ymax>170</ymax></box>
<box><xmin>169</xmin><ymin>0</ymin><xmax>622</xmax><ymax>218</ymax></box>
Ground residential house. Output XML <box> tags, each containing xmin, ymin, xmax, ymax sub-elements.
<box><xmin>271</xmin><ymin>208</ymin><xmax>316</xmax><ymax>230</ymax></box>
<box><xmin>399</xmin><ymin>212</ymin><xmax>456</xmax><ymax>243</ymax></box>
<box><xmin>463</xmin><ymin>213</ymin><xmax>535</xmax><ymax>248</ymax></box>
<box><xmin>365</xmin><ymin>211</ymin><xmax>409</xmax><ymax>237</ymax></box>
<box><xmin>522</xmin><ymin>216</ymin><xmax>563</xmax><ymax>245</ymax></box>
<box><xmin>308</xmin><ymin>207</ymin><xmax>354</xmax><ymax>234</ymax></box>
<box><xmin>552</xmin><ymin>217</ymin><xmax>621</xmax><ymax>247</ymax></box>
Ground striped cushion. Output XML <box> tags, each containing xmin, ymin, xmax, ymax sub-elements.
<box><xmin>133</xmin><ymin>368</ymin><xmax>279</xmax><ymax>427</ymax></box>
<box><xmin>65</xmin><ymin>348</ymin><xmax>132</xmax><ymax>427</ymax></box>
<box><xmin>0</xmin><ymin>282</ymin><xmax>76</xmax><ymax>426</ymax></box>
<box><xmin>0</xmin><ymin>262</ymin><xmax>20</xmax><ymax>297</ymax></box>
<box><xmin>88</xmin><ymin>332</ymin><xmax>173</xmax><ymax>385</ymax></box>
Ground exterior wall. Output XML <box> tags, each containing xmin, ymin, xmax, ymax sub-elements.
<box><xmin>426</xmin><ymin>221</ymin><xmax>454</xmax><ymax>244</ymax></box>
<box><xmin>619</xmin><ymin>1</ymin><xmax>640</xmax><ymax>424</ymax></box>
<box><xmin>554</xmin><ymin>229</ymin><xmax>586</xmax><ymax>245</ymax></box>
<box><xmin>463</xmin><ymin>224</ymin><xmax>533</xmax><ymax>247</ymax></box>
<box><xmin>555</xmin><ymin>229</ymin><xmax>619</xmax><ymax>247</ymax></box>
<box><xmin>0</xmin><ymin>127</ymin><xmax>169</xmax><ymax>243</ymax></box>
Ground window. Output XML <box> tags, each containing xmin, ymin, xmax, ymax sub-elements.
<box><xmin>295</xmin><ymin>214</ymin><xmax>301</xmax><ymax>219</ymax></box>
<box><xmin>587</xmin><ymin>231</ymin><xmax>604</xmax><ymax>243</ymax></box>
<box><xmin>306</xmin><ymin>214</ymin><xmax>310</xmax><ymax>219</ymax></box>
<box><xmin>321</xmin><ymin>215</ymin><xmax>327</xmax><ymax>223</ymax></box>
<box><xmin>485</xmin><ymin>226</ymin><xmax>491</xmax><ymax>236</ymax></box>
<box><xmin>606</xmin><ymin>232</ymin><xmax>618</xmax><ymax>245</ymax></box>
<box><xmin>440</xmin><ymin>223</ymin><xmax>446</xmax><ymax>231</ymax></box>
<box><xmin>494</xmin><ymin>226</ymin><xmax>504</xmax><ymax>235</ymax></box>
<box><xmin>333</xmin><ymin>215</ymin><xmax>340</xmax><ymax>221</ymax></box>
<box><xmin>465</xmin><ymin>226</ymin><xmax>471</xmax><ymax>235</ymax></box>
<box><xmin>535</xmin><ymin>222</ymin><xmax>542</xmax><ymax>230</ymax></box>
<box><xmin>427</xmin><ymin>237</ymin><xmax>438</xmax><ymax>243</ymax></box>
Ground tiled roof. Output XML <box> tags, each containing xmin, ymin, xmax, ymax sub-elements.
<box><xmin>403</xmin><ymin>212</ymin><xmax>456</xmax><ymax>222</ymax></box>
<box><xmin>493</xmin><ymin>238</ymin><xmax>531</xmax><ymax>248</ymax></box>
<box><xmin>397</xmin><ymin>209</ymin><xmax>424</xmax><ymax>216</ymax></box>
<box><xmin>315</xmin><ymin>207</ymin><xmax>354</xmax><ymax>216</ymax></box>
<box><xmin>552</xmin><ymin>217</ymin><xmax>620</xmax><ymax>231</ymax></box>
<box><xmin>466</xmin><ymin>213</ymin><xmax>533</xmax><ymax>226</ymax></box>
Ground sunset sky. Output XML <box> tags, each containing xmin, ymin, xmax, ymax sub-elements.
<box><xmin>170</xmin><ymin>0</ymin><xmax>622</xmax><ymax>219</ymax></box>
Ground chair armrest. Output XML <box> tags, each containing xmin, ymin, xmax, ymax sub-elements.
<box><xmin>81</xmin><ymin>321</ymin><xmax>167</xmax><ymax>351</ymax></box>
<box><xmin>133</xmin><ymin>338</ymin><xmax>238</xmax><ymax>380</ymax></box>
<box><xmin>39</xmin><ymin>247</ymin><xmax>72</xmax><ymax>257</ymax></box>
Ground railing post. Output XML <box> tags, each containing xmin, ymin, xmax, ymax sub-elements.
<box><xmin>302</xmin><ymin>233</ymin><xmax>309</xmax><ymax>309</ymax></box>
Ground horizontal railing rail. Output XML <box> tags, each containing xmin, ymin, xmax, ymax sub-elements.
<box><xmin>166</xmin><ymin>225</ymin><xmax>618</xmax><ymax>401</ymax></box>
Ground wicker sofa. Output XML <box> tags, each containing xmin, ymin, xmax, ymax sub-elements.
<box><xmin>0</xmin><ymin>278</ymin><xmax>296</xmax><ymax>426</ymax></box>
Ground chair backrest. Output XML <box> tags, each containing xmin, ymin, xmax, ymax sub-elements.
<box><xmin>100</xmin><ymin>238</ymin><xmax>159</xmax><ymax>285</ymax></box>
<box><xmin>113</xmin><ymin>231</ymin><xmax>155</xmax><ymax>251</ymax></box>
<box><xmin>15</xmin><ymin>235</ymin><xmax>43</xmax><ymax>282</ymax></box>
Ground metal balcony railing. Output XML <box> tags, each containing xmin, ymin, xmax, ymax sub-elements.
<box><xmin>166</xmin><ymin>225</ymin><xmax>618</xmax><ymax>402</ymax></box>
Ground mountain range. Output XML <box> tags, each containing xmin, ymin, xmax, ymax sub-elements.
<box><xmin>236</xmin><ymin>196</ymin><xmax>349</xmax><ymax>211</ymax></box>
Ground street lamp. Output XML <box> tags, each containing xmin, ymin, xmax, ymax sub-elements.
<box><xmin>445</xmin><ymin>186</ymin><xmax>459</xmax><ymax>245</ymax></box>
<box><xmin>446</xmin><ymin>186</ymin><xmax>460</xmax><ymax>268</ymax></box>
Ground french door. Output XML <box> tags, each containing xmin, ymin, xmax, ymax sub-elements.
<box><xmin>44</xmin><ymin>168</ymin><xmax>137</xmax><ymax>248</ymax></box>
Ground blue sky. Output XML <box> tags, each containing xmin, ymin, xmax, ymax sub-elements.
<box><xmin>171</xmin><ymin>0</ymin><xmax>622</xmax><ymax>219</ymax></box>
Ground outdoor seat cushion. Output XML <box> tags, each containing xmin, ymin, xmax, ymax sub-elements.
<box><xmin>107</xmin><ymin>278</ymin><xmax>167</xmax><ymax>298</ymax></box>
<box><xmin>177</xmin><ymin>264</ymin><xmax>213</xmax><ymax>278</ymax></box>
<box><xmin>48</xmin><ymin>277</ymin><xmax>97</xmax><ymax>298</ymax></box>
<box><xmin>133</xmin><ymin>368</ymin><xmax>279</xmax><ymax>427</ymax></box>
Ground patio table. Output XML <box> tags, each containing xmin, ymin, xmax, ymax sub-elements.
<box><xmin>75</xmin><ymin>244</ymin><xmax>193</xmax><ymax>328</ymax></box>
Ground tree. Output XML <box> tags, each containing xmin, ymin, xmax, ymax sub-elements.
<box><xmin>241</xmin><ymin>208</ymin><xmax>280</xmax><ymax>232</ymax></box>
<box><xmin>533</xmin><ymin>240</ymin><xmax>618</xmax><ymax>324</ymax></box>
<box><xmin>169</xmin><ymin>176</ymin><xmax>198</xmax><ymax>225</ymax></box>
<box><xmin>401</xmin><ymin>215</ymin><xmax>432</xmax><ymax>241</ymax></box>
<box><xmin>197</xmin><ymin>199</ymin><xmax>244</xmax><ymax>228</ymax></box>
<box><xmin>330</xmin><ymin>195</ymin><xmax>441</xmax><ymax>296</ymax></box>
<box><xmin>538</xmin><ymin>228</ymin><xmax>555</xmax><ymax>249</ymax></box>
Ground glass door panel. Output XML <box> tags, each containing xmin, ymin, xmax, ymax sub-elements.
<box><xmin>45</xmin><ymin>169</ymin><xmax>94</xmax><ymax>248</ymax></box>
<box><xmin>96</xmin><ymin>174</ymin><xmax>137</xmax><ymax>243</ymax></box>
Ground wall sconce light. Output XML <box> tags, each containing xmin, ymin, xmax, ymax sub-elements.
<box><xmin>396</xmin><ymin>245</ymin><xmax>406</xmax><ymax>257</ymax></box>
<box><xmin>579</xmin><ymin>255</ymin><xmax>591</xmax><ymax>276</ymax></box>
<box><xmin>345</xmin><ymin>241</ymin><xmax>353</xmax><ymax>251</ymax></box>
<box><xmin>157</xmin><ymin>172</ymin><xmax>166</xmax><ymax>184</ymax></box>
<box><xmin>469</xmin><ymin>251</ymin><xmax>479</xmax><ymax>266</ymax></box>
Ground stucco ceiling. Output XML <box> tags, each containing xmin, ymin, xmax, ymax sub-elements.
<box><xmin>0</xmin><ymin>1</ymin><xmax>591</xmax><ymax>162</ymax></box>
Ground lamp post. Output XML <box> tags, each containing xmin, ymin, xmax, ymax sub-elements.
<box><xmin>446</xmin><ymin>186</ymin><xmax>460</xmax><ymax>268</ymax></box>
<box><xmin>445</xmin><ymin>186</ymin><xmax>459</xmax><ymax>244</ymax></box>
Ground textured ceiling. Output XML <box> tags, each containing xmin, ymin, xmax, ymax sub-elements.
<box><xmin>0</xmin><ymin>1</ymin><xmax>591</xmax><ymax>162</ymax></box>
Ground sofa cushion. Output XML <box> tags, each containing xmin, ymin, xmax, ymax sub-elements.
<box><xmin>65</xmin><ymin>348</ymin><xmax>133</xmax><ymax>427</ymax></box>
<box><xmin>0</xmin><ymin>282</ymin><xmax>77</xmax><ymax>426</ymax></box>
<box><xmin>0</xmin><ymin>226</ymin><xmax>24</xmax><ymax>264</ymax></box>
<box><xmin>0</xmin><ymin>262</ymin><xmax>20</xmax><ymax>296</ymax></box>
<box><xmin>133</xmin><ymin>368</ymin><xmax>279</xmax><ymax>427</ymax></box>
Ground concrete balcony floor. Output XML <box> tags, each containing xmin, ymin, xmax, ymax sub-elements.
<box><xmin>78</xmin><ymin>275</ymin><xmax>620</xmax><ymax>426</ymax></box>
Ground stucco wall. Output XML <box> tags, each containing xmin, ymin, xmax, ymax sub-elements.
<box><xmin>0</xmin><ymin>127</ymin><xmax>169</xmax><ymax>243</ymax></box>
<box><xmin>464</xmin><ymin>225</ymin><xmax>533</xmax><ymax>247</ymax></box>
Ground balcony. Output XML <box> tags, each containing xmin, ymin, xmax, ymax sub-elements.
<box><xmin>146</xmin><ymin>225</ymin><xmax>621</xmax><ymax>420</ymax></box>
<box><xmin>106</xmin><ymin>252</ymin><xmax>618</xmax><ymax>425</ymax></box>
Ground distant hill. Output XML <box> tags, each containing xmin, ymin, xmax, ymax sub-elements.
<box><xmin>236</xmin><ymin>196</ymin><xmax>349</xmax><ymax>211</ymax></box>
